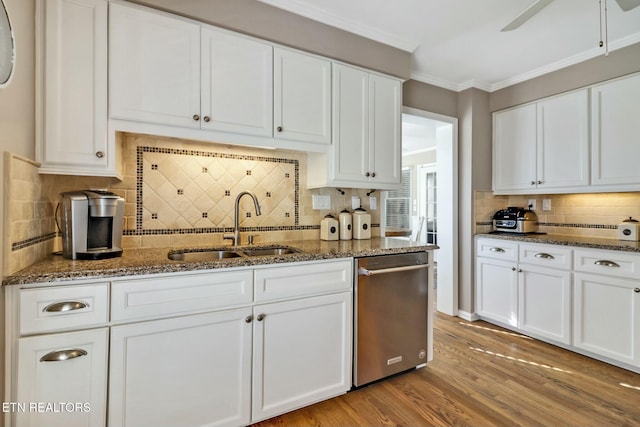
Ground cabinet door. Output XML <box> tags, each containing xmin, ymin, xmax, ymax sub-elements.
<box><xmin>109</xmin><ymin>2</ymin><xmax>201</xmax><ymax>128</ymax></box>
<box><xmin>518</xmin><ymin>265</ymin><xmax>572</xmax><ymax>344</ymax></box>
<box><xmin>16</xmin><ymin>328</ymin><xmax>108</xmax><ymax>427</ymax></box>
<box><xmin>537</xmin><ymin>89</ymin><xmax>590</xmax><ymax>189</ymax></box>
<box><xmin>574</xmin><ymin>273</ymin><xmax>640</xmax><ymax>367</ymax></box>
<box><xmin>332</xmin><ymin>64</ymin><xmax>369</xmax><ymax>182</ymax></box>
<box><xmin>476</xmin><ymin>257</ymin><xmax>518</xmax><ymax>327</ymax></box>
<box><xmin>274</xmin><ymin>48</ymin><xmax>331</xmax><ymax>144</ymax></box>
<box><xmin>201</xmin><ymin>27</ymin><xmax>273</xmax><ymax>136</ymax></box>
<box><xmin>369</xmin><ymin>74</ymin><xmax>402</xmax><ymax>186</ymax></box>
<box><xmin>591</xmin><ymin>74</ymin><xmax>640</xmax><ymax>187</ymax></box>
<box><xmin>109</xmin><ymin>308</ymin><xmax>252</xmax><ymax>427</ymax></box>
<box><xmin>493</xmin><ymin>104</ymin><xmax>537</xmax><ymax>192</ymax></box>
<box><xmin>252</xmin><ymin>292</ymin><xmax>352</xmax><ymax>423</ymax></box>
<box><xmin>38</xmin><ymin>0</ymin><xmax>109</xmax><ymax>172</ymax></box>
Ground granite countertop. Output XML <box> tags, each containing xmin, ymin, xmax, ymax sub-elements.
<box><xmin>476</xmin><ymin>232</ymin><xmax>640</xmax><ymax>253</ymax></box>
<box><xmin>3</xmin><ymin>238</ymin><xmax>438</xmax><ymax>286</ymax></box>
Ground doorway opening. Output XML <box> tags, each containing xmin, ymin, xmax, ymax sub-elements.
<box><xmin>382</xmin><ymin>108</ymin><xmax>458</xmax><ymax>316</ymax></box>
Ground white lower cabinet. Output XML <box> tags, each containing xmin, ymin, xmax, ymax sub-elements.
<box><xmin>252</xmin><ymin>292</ymin><xmax>352</xmax><ymax>423</ymax></box>
<box><xmin>518</xmin><ymin>264</ymin><xmax>572</xmax><ymax>344</ymax></box>
<box><xmin>16</xmin><ymin>328</ymin><xmax>109</xmax><ymax>427</ymax></box>
<box><xmin>108</xmin><ymin>308</ymin><xmax>253</xmax><ymax>427</ymax></box>
<box><xmin>476</xmin><ymin>238</ymin><xmax>572</xmax><ymax>343</ymax></box>
<box><xmin>573</xmin><ymin>273</ymin><xmax>640</xmax><ymax>366</ymax></box>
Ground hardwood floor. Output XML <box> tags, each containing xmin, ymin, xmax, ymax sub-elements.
<box><xmin>253</xmin><ymin>311</ymin><xmax>640</xmax><ymax>427</ymax></box>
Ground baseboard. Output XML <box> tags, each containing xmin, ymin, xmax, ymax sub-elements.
<box><xmin>457</xmin><ymin>310</ymin><xmax>479</xmax><ymax>322</ymax></box>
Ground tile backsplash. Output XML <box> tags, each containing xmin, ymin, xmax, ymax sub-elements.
<box><xmin>4</xmin><ymin>133</ymin><xmax>381</xmax><ymax>275</ymax></box>
<box><xmin>475</xmin><ymin>190</ymin><xmax>640</xmax><ymax>238</ymax></box>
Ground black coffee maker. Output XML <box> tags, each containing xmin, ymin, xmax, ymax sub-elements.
<box><xmin>59</xmin><ymin>190</ymin><xmax>125</xmax><ymax>259</ymax></box>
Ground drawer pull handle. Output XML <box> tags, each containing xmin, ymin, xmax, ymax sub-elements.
<box><xmin>535</xmin><ymin>253</ymin><xmax>555</xmax><ymax>260</ymax></box>
<box><xmin>489</xmin><ymin>247</ymin><xmax>505</xmax><ymax>253</ymax></box>
<box><xmin>43</xmin><ymin>301</ymin><xmax>88</xmax><ymax>312</ymax></box>
<box><xmin>594</xmin><ymin>260</ymin><xmax>620</xmax><ymax>268</ymax></box>
<box><xmin>40</xmin><ymin>348</ymin><xmax>87</xmax><ymax>362</ymax></box>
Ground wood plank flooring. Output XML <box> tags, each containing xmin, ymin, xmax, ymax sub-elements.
<box><xmin>253</xmin><ymin>311</ymin><xmax>640</xmax><ymax>427</ymax></box>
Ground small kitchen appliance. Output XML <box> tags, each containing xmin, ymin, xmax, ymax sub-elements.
<box><xmin>59</xmin><ymin>190</ymin><xmax>125</xmax><ymax>260</ymax></box>
<box><xmin>320</xmin><ymin>214</ymin><xmax>339</xmax><ymax>241</ymax></box>
<box><xmin>618</xmin><ymin>217</ymin><xmax>640</xmax><ymax>241</ymax></box>
<box><xmin>352</xmin><ymin>208</ymin><xmax>371</xmax><ymax>240</ymax></box>
<box><xmin>339</xmin><ymin>209</ymin><xmax>352</xmax><ymax>240</ymax></box>
<box><xmin>492</xmin><ymin>207</ymin><xmax>539</xmax><ymax>234</ymax></box>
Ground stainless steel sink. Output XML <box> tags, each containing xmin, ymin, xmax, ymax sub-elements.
<box><xmin>168</xmin><ymin>246</ymin><xmax>301</xmax><ymax>261</ymax></box>
<box><xmin>168</xmin><ymin>250</ymin><xmax>242</xmax><ymax>262</ymax></box>
<box><xmin>241</xmin><ymin>247</ymin><xmax>301</xmax><ymax>257</ymax></box>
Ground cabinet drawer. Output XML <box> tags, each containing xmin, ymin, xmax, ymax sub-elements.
<box><xmin>476</xmin><ymin>238</ymin><xmax>518</xmax><ymax>262</ymax></box>
<box><xmin>574</xmin><ymin>248</ymin><xmax>640</xmax><ymax>278</ymax></box>
<box><xmin>255</xmin><ymin>260</ymin><xmax>352</xmax><ymax>302</ymax></box>
<box><xmin>111</xmin><ymin>270</ymin><xmax>253</xmax><ymax>322</ymax></box>
<box><xmin>19</xmin><ymin>284</ymin><xmax>109</xmax><ymax>335</ymax></box>
<box><xmin>519</xmin><ymin>243</ymin><xmax>573</xmax><ymax>270</ymax></box>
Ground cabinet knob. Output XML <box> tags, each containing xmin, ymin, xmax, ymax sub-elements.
<box><xmin>95</xmin><ymin>151</ymin><xmax>104</xmax><ymax>158</ymax></box>
<box><xmin>518</xmin><ymin>268</ymin><xmax>523</xmax><ymax>273</ymax></box>
<box><xmin>245</xmin><ymin>315</ymin><xmax>253</xmax><ymax>323</ymax></box>
<box><xmin>537</xmin><ymin>180</ymin><xmax>543</xmax><ymax>185</ymax></box>
<box><xmin>277</xmin><ymin>126</ymin><xmax>283</xmax><ymax>132</ymax></box>
<box><xmin>371</xmin><ymin>172</ymin><xmax>376</xmax><ymax>178</ymax></box>
<box><xmin>634</xmin><ymin>288</ymin><xmax>640</xmax><ymax>293</ymax></box>
<box><xmin>530</xmin><ymin>181</ymin><xmax>536</xmax><ymax>185</ymax></box>
<box><xmin>203</xmin><ymin>116</ymin><xmax>210</xmax><ymax>123</ymax></box>
<box><xmin>193</xmin><ymin>114</ymin><xmax>200</xmax><ymax>121</ymax></box>
<box><xmin>365</xmin><ymin>172</ymin><xmax>370</xmax><ymax>177</ymax></box>
<box><xmin>257</xmin><ymin>314</ymin><xmax>265</xmax><ymax>321</ymax></box>
<box><xmin>511</xmin><ymin>267</ymin><xmax>516</xmax><ymax>271</ymax></box>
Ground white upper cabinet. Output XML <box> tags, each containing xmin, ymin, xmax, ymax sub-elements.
<box><xmin>493</xmin><ymin>89</ymin><xmax>589</xmax><ymax>194</ymax></box>
<box><xmin>274</xmin><ymin>47</ymin><xmax>331</xmax><ymax>145</ymax></box>
<box><xmin>201</xmin><ymin>27</ymin><xmax>273</xmax><ymax>137</ymax></box>
<box><xmin>591</xmin><ymin>73</ymin><xmax>640</xmax><ymax>189</ymax></box>
<box><xmin>36</xmin><ymin>0</ymin><xmax>116</xmax><ymax>177</ymax></box>
<box><xmin>537</xmin><ymin>89</ymin><xmax>590</xmax><ymax>189</ymax></box>
<box><xmin>311</xmin><ymin>63</ymin><xmax>401</xmax><ymax>190</ymax></box>
<box><xmin>109</xmin><ymin>2</ymin><xmax>201</xmax><ymax>128</ymax></box>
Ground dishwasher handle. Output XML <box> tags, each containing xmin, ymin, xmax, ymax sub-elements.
<box><xmin>358</xmin><ymin>264</ymin><xmax>428</xmax><ymax>276</ymax></box>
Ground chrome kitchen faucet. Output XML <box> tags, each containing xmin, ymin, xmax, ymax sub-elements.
<box><xmin>223</xmin><ymin>191</ymin><xmax>262</xmax><ymax>246</ymax></box>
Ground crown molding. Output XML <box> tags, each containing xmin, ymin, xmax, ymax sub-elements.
<box><xmin>257</xmin><ymin>0</ymin><xmax>419</xmax><ymax>52</ymax></box>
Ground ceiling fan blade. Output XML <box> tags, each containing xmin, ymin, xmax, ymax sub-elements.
<box><xmin>615</xmin><ymin>0</ymin><xmax>640</xmax><ymax>11</ymax></box>
<box><xmin>501</xmin><ymin>0</ymin><xmax>554</xmax><ymax>32</ymax></box>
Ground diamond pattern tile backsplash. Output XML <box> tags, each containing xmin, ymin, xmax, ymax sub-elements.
<box><xmin>139</xmin><ymin>146</ymin><xmax>297</xmax><ymax>231</ymax></box>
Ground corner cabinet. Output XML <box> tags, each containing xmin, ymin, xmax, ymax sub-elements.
<box><xmin>308</xmin><ymin>63</ymin><xmax>402</xmax><ymax>190</ymax></box>
<box><xmin>493</xmin><ymin>89</ymin><xmax>589</xmax><ymax>194</ymax></box>
<box><xmin>35</xmin><ymin>0</ymin><xmax>119</xmax><ymax>177</ymax></box>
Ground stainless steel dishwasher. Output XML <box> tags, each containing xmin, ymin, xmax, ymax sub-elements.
<box><xmin>354</xmin><ymin>251</ymin><xmax>431</xmax><ymax>387</ymax></box>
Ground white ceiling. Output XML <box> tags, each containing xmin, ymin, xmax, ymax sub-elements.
<box><xmin>258</xmin><ymin>0</ymin><xmax>640</xmax><ymax>92</ymax></box>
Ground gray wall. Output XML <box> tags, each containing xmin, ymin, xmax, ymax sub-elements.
<box><xmin>491</xmin><ymin>42</ymin><xmax>640</xmax><ymax>111</ymax></box>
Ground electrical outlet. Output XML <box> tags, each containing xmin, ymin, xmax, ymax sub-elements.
<box><xmin>528</xmin><ymin>199</ymin><xmax>537</xmax><ymax>211</ymax></box>
<box><xmin>542</xmin><ymin>199</ymin><xmax>552</xmax><ymax>211</ymax></box>
<box><xmin>352</xmin><ymin>196</ymin><xmax>361</xmax><ymax>209</ymax></box>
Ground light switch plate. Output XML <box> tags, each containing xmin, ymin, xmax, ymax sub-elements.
<box><xmin>312</xmin><ymin>194</ymin><xmax>331</xmax><ymax>210</ymax></box>
<box><xmin>542</xmin><ymin>199</ymin><xmax>551</xmax><ymax>211</ymax></box>
<box><xmin>369</xmin><ymin>196</ymin><xmax>377</xmax><ymax>210</ymax></box>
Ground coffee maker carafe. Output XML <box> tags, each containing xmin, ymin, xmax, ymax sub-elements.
<box><xmin>60</xmin><ymin>190</ymin><xmax>125</xmax><ymax>259</ymax></box>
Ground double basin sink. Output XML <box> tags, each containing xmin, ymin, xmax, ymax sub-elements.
<box><xmin>168</xmin><ymin>246</ymin><xmax>301</xmax><ymax>262</ymax></box>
